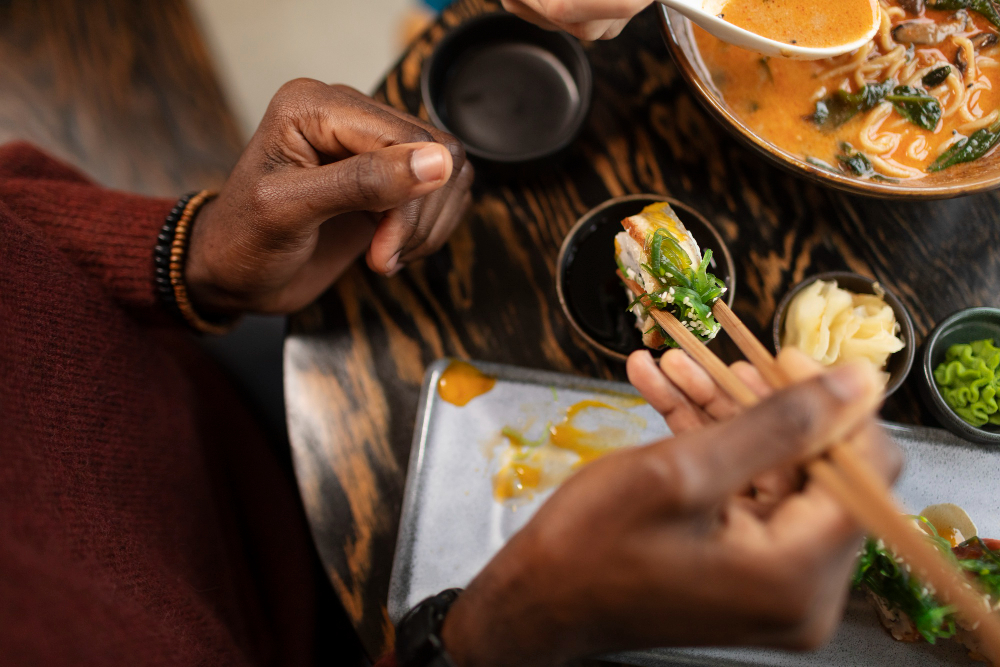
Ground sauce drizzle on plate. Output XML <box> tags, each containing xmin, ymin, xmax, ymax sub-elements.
<box><xmin>437</xmin><ymin>361</ymin><xmax>497</xmax><ymax>406</ymax></box>
<box><xmin>494</xmin><ymin>397</ymin><xmax>646</xmax><ymax>501</ymax></box>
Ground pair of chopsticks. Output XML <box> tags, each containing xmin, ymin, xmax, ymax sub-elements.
<box><xmin>618</xmin><ymin>271</ymin><xmax>1000</xmax><ymax>662</ymax></box>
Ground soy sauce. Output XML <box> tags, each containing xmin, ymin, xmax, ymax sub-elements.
<box><xmin>442</xmin><ymin>42</ymin><xmax>580</xmax><ymax>158</ymax></box>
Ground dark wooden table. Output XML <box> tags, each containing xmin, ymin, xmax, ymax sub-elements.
<box><xmin>284</xmin><ymin>0</ymin><xmax>1000</xmax><ymax>657</ymax></box>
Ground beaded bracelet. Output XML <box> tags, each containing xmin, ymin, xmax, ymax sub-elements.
<box><xmin>154</xmin><ymin>190</ymin><xmax>235</xmax><ymax>335</ymax></box>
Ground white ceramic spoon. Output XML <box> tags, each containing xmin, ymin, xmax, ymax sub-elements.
<box><xmin>655</xmin><ymin>0</ymin><xmax>880</xmax><ymax>60</ymax></box>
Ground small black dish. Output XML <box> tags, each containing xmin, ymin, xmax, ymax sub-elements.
<box><xmin>920</xmin><ymin>307</ymin><xmax>1000</xmax><ymax>445</ymax></box>
<box><xmin>772</xmin><ymin>272</ymin><xmax>916</xmax><ymax>398</ymax></box>
<box><xmin>556</xmin><ymin>194</ymin><xmax>736</xmax><ymax>362</ymax></box>
<box><xmin>421</xmin><ymin>12</ymin><xmax>592</xmax><ymax>166</ymax></box>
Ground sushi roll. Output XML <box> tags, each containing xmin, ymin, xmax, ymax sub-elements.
<box><xmin>614</xmin><ymin>202</ymin><xmax>726</xmax><ymax>349</ymax></box>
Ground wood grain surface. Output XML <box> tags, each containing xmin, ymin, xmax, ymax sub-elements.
<box><xmin>0</xmin><ymin>0</ymin><xmax>242</xmax><ymax>195</ymax></box>
<box><xmin>284</xmin><ymin>0</ymin><xmax>1000</xmax><ymax>656</ymax></box>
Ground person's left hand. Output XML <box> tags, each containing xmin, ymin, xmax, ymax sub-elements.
<box><xmin>185</xmin><ymin>80</ymin><xmax>474</xmax><ymax>315</ymax></box>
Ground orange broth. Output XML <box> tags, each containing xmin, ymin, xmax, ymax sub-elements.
<box><xmin>694</xmin><ymin>1</ymin><xmax>1000</xmax><ymax>179</ymax></box>
<box><xmin>721</xmin><ymin>0</ymin><xmax>877</xmax><ymax>48</ymax></box>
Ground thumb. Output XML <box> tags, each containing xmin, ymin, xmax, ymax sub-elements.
<box><xmin>269</xmin><ymin>141</ymin><xmax>453</xmax><ymax>226</ymax></box>
<box><xmin>651</xmin><ymin>361</ymin><xmax>883</xmax><ymax>508</ymax></box>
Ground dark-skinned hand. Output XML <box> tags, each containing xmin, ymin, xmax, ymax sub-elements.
<box><xmin>184</xmin><ymin>79</ymin><xmax>474</xmax><ymax>315</ymax></box>
<box><xmin>442</xmin><ymin>349</ymin><xmax>902</xmax><ymax>667</ymax></box>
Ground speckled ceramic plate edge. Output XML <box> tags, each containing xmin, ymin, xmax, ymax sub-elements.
<box><xmin>389</xmin><ymin>360</ymin><xmax>1000</xmax><ymax>666</ymax></box>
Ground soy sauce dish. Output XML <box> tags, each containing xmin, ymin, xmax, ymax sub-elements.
<box><xmin>556</xmin><ymin>194</ymin><xmax>735</xmax><ymax>362</ymax></box>
<box><xmin>421</xmin><ymin>12</ymin><xmax>592</xmax><ymax>166</ymax></box>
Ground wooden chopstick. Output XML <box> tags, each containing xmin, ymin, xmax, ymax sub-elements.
<box><xmin>619</xmin><ymin>271</ymin><xmax>1000</xmax><ymax>661</ymax></box>
<box><xmin>711</xmin><ymin>297</ymin><xmax>1000</xmax><ymax>657</ymax></box>
<box><xmin>619</xmin><ymin>273</ymin><xmax>759</xmax><ymax>408</ymax></box>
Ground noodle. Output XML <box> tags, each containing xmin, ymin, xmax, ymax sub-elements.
<box><xmin>943</xmin><ymin>73</ymin><xmax>968</xmax><ymax>118</ymax></box>
<box><xmin>822</xmin><ymin>42</ymin><xmax>875</xmax><ymax>80</ymax></box>
<box><xmin>900</xmin><ymin>61</ymin><xmax>925</xmax><ymax>86</ymax></box>
<box><xmin>960</xmin><ymin>80</ymin><xmax>989</xmax><ymax>121</ymax></box>
<box><xmin>876</xmin><ymin>6</ymin><xmax>895</xmax><ymax>52</ymax></box>
<box><xmin>871</xmin><ymin>155</ymin><xmax>924</xmax><ymax>178</ymax></box>
<box><xmin>884</xmin><ymin>51</ymin><xmax>908</xmax><ymax>80</ymax></box>
<box><xmin>958</xmin><ymin>109</ymin><xmax>1000</xmax><ymax>132</ymax></box>
<box><xmin>953</xmin><ymin>35</ymin><xmax>979</xmax><ymax>85</ymax></box>
<box><xmin>936</xmin><ymin>132</ymin><xmax>967</xmax><ymax>156</ymax></box>
<box><xmin>906</xmin><ymin>135</ymin><xmax>930</xmax><ymax>160</ymax></box>
<box><xmin>859</xmin><ymin>102</ymin><xmax>899</xmax><ymax>154</ymax></box>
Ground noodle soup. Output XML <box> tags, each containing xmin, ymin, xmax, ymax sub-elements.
<box><xmin>694</xmin><ymin>0</ymin><xmax>1000</xmax><ymax>181</ymax></box>
<box><xmin>720</xmin><ymin>0</ymin><xmax>878</xmax><ymax>48</ymax></box>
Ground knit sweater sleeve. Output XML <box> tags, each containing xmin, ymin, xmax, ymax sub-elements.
<box><xmin>0</xmin><ymin>142</ymin><xmax>177</xmax><ymax>315</ymax></box>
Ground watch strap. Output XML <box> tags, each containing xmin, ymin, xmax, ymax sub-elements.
<box><xmin>396</xmin><ymin>588</ymin><xmax>463</xmax><ymax>667</ymax></box>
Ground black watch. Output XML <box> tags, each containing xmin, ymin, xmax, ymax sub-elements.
<box><xmin>395</xmin><ymin>588</ymin><xmax>463</xmax><ymax>667</ymax></box>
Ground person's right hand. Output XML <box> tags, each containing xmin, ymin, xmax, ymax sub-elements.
<box><xmin>501</xmin><ymin>0</ymin><xmax>653</xmax><ymax>40</ymax></box>
<box><xmin>441</xmin><ymin>351</ymin><xmax>902</xmax><ymax>667</ymax></box>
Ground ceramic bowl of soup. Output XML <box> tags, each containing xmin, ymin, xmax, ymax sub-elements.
<box><xmin>658</xmin><ymin>2</ymin><xmax>1000</xmax><ymax>198</ymax></box>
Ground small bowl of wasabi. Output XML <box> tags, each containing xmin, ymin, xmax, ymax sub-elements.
<box><xmin>921</xmin><ymin>307</ymin><xmax>1000</xmax><ymax>445</ymax></box>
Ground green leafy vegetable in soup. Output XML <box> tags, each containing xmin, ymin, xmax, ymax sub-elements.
<box><xmin>927</xmin><ymin>0</ymin><xmax>1000</xmax><ymax>30</ymax></box>
<box><xmin>837</xmin><ymin>142</ymin><xmax>878</xmax><ymax>176</ymax></box>
<box><xmin>813</xmin><ymin>82</ymin><xmax>941</xmax><ymax>133</ymax></box>
<box><xmin>929</xmin><ymin>119</ymin><xmax>1000</xmax><ymax>171</ymax></box>
<box><xmin>922</xmin><ymin>65</ymin><xmax>952</xmax><ymax>88</ymax></box>
<box><xmin>933</xmin><ymin>338</ymin><xmax>1000</xmax><ymax>426</ymax></box>
<box><xmin>812</xmin><ymin>81</ymin><xmax>894</xmax><ymax>129</ymax></box>
<box><xmin>886</xmin><ymin>86</ymin><xmax>943</xmax><ymax>131</ymax></box>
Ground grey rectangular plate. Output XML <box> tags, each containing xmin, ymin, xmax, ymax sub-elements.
<box><xmin>389</xmin><ymin>359</ymin><xmax>1000</xmax><ymax>665</ymax></box>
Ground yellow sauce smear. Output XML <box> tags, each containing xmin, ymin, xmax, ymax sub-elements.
<box><xmin>493</xmin><ymin>397</ymin><xmax>646</xmax><ymax>501</ymax></box>
<box><xmin>437</xmin><ymin>361</ymin><xmax>496</xmax><ymax>407</ymax></box>
<box><xmin>721</xmin><ymin>0</ymin><xmax>876</xmax><ymax>48</ymax></box>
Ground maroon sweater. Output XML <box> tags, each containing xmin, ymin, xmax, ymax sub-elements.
<box><xmin>0</xmin><ymin>143</ymin><xmax>323</xmax><ymax>665</ymax></box>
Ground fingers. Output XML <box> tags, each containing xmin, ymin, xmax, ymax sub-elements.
<box><xmin>776</xmin><ymin>346</ymin><xmax>825</xmax><ymax>382</ymax></box>
<box><xmin>502</xmin><ymin>0</ymin><xmax>647</xmax><ymax>40</ymax></box>
<box><xmin>415</xmin><ymin>167</ymin><xmax>475</xmax><ymax>258</ymax></box>
<box><xmin>659</xmin><ymin>350</ymin><xmax>770</xmax><ymax>421</ymax></box>
<box><xmin>267</xmin><ymin>81</ymin><xmax>472</xmax><ymax>273</ymax></box>
<box><xmin>261</xmin><ymin>142</ymin><xmax>452</xmax><ymax>269</ymax></box>
<box><xmin>764</xmin><ymin>422</ymin><xmax>900</xmax><ymax>589</ymax></box>
<box><xmin>329</xmin><ymin>84</ymin><xmax>469</xmax><ymax>175</ymax></box>
<box><xmin>502</xmin><ymin>0</ymin><xmax>561</xmax><ymax>30</ymax></box>
<box><xmin>627</xmin><ymin>350</ymin><xmax>710</xmax><ymax>435</ymax></box>
<box><xmin>400</xmin><ymin>160</ymin><xmax>476</xmax><ymax>264</ymax></box>
<box><xmin>649</xmin><ymin>362</ymin><xmax>884</xmax><ymax>508</ymax></box>
<box><xmin>514</xmin><ymin>0</ymin><xmax>649</xmax><ymax>25</ymax></box>
<box><xmin>265</xmin><ymin>80</ymin><xmax>453</xmax><ymax>161</ymax></box>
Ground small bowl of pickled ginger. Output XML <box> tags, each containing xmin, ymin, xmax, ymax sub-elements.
<box><xmin>772</xmin><ymin>272</ymin><xmax>915</xmax><ymax>397</ymax></box>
